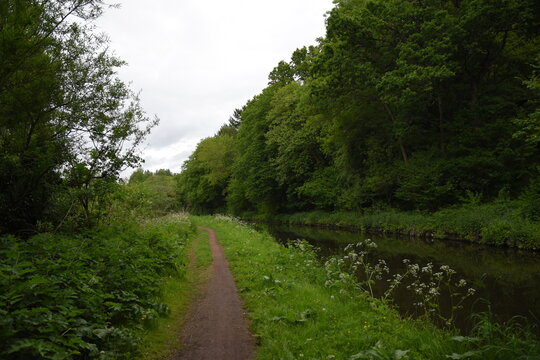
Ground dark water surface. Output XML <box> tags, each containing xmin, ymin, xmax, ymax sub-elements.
<box><xmin>257</xmin><ymin>223</ymin><xmax>540</xmax><ymax>333</ymax></box>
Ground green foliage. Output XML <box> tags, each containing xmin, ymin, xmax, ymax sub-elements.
<box><xmin>129</xmin><ymin>169</ymin><xmax>154</xmax><ymax>184</ymax></box>
<box><xmin>194</xmin><ymin>216</ymin><xmax>540</xmax><ymax>359</ymax></box>
<box><xmin>177</xmin><ymin>134</ymin><xmax>236</xmax><ymax>214</ymax></box>
<box><xmin>193</xmin><ymin>216</ymin><xmax>478</xmax><ymax>360</ymax></box>
<box><xmin>0</xmin><ymin>0</ymin><xmax>156</xmax><ymax>234</ymax></box>
<box><xmin>469</xmin><ymin>313</ymin><xmax>540</xmax><ymax>359</ymax></box>
<box><xmin>176</xmin><ymin>0</ymin><xmax>540</xmax><ymax>231</ymax></box>
<box><xmin>265</xmin><ymin>83</ymin><xmax>331</xmax><ymax>211</ymax></box>
<box><xmin>115</xmin><ymin>170</ymin><xmax>179</xmax><ymax>220</ymax></box>
<box><xmin>394</xmin><ymin>153</ymin><xmax>454</xmax><ymax>210</ymax></box>
<box><xmin>273</xmin><ymin>203</ymin><xmax>540</xmax><ymax>249</ymax></box>
<box><xmin>297</xmin><ymin>166</ymin><xmax>342</xmax><ymax>211</ymax></box>
<box><xmin>518</xmin><ymin>176</ymin><xmax>540</xmax><ymax>221</ymax></box>
<box><xmin>0</xmin><ymin>214</ymin><xmax>194</xmax><ymax>359</ymax></box>
<box><xmin>227</xmin><ymin>85</ymin><xmax>283</xmax><ymax>216</ymax></box>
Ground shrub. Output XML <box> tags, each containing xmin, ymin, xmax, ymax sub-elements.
<box><xmin>0</xmin><ymin>214</ymin><xmax>193</xmax><ymax>359</ymax></box>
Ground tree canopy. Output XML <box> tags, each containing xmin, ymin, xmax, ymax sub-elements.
<box><xmin>177</xmin><ymin>0</ymin><xmax>540</xmax><ymax>217</ymax></box>
<box><xmin>0</xmin><ymin>0</ymin><xmax>157</xmax><ymax>234</ymax></box>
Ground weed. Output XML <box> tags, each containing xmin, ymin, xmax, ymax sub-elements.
<box><xmin>193</xmin><ymin>216</ymin><xmax>469</xmax><ymax>360</ymax></box>
<box><xmin>270</xmin><ymin>203</ymin><xmax>540</xmax><ymax>250</ymax></box>
<box><xmin>0</xmin><ymin>214</ymin><xmax>194</xmax><ymax>359</ymax></box>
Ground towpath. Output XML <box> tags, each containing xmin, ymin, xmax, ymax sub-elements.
<box><xmin>173</xmin><ymin>226</ymin><xmax>256</xmax><ymax>360</ymax></box>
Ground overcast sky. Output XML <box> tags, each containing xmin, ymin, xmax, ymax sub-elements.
<box><xmin>95</xmin><ymin>0</ymin><xmax>334</xmax><ymax>177</ymax></box>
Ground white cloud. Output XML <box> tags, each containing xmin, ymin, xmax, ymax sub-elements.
<box><xmin>142</xmin><ymin>137</ymin><xmax>201</xmax><ymax>174</ymax></box>
<box><xmin>96</xmin><ymin>0</ymin><xmax>334</xmax><ymax>177</ymax></box>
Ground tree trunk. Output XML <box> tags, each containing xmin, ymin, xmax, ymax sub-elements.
<box><xmin>398</xmin><ymin>138</ymin><xmax>409</xmax><ymax>163</ymax></box>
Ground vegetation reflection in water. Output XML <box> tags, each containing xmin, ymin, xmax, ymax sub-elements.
<box><xmin>258</xmin><ymin>224</ymin><xmax>540</xmax><ymax>334</ymax></box>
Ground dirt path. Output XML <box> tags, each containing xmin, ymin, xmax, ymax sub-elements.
<box><xmin>173</xmin><ymin>226</ymin><xmax>256</xmax><ymax>360</ymax></box>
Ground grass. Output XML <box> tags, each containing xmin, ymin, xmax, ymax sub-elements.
<box><xmin>136</xmin><ymin>276</ymin><xmax>195</xmax><ymax>360</ymax></box>
<box><xmin>267</xmin><ymin>203</ymin><xmax>540</xmax><ymax>250</ymax></box>
<box><xmin>136</xmin><ymin>214</ymin><xmax>539</xmax><ymax>359</ymax></box>
<box><xmin>138</xmin><ymin>227</ymin><xmax>212</xmax><ymax>360</ymax></box>
<box><xmin>192</xmin><ymin>215</ymin><xmax>474</xmax><ymax>360</ymax></box>
<box><xmin>196</xmin><ymin>228</ymin><xmax>212</xmax><ymax>268</ymax></box>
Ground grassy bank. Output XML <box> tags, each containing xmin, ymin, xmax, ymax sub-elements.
<box><xmin>265</xmin><ymin>203</ymin><xmax>540</xmax><ymax>250</ymax></box>
<box><xmin>193</xmin><ymin>215</ymin><xmax>540</xmax><ymax>359</ymax></box>
<box><xmin>0</xmin><ymin>214</ymin><xmax>195</xmax><ymax>360</ymax></box>
<box><xmin>192</xmin><ymin>216</ymin><xmax>470</xmax><ymax>359</ymax></box>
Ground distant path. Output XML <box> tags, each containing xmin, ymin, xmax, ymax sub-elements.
<box><xmin>173</xmin><ymin>226</ymin><xmax>256</xmax><ymax>360</ymax></box>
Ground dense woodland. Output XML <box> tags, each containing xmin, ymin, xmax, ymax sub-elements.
<box><xmin>178</xmin><ymin>0</ymin><xmax>540</xmax><ymax>225</ymax></box>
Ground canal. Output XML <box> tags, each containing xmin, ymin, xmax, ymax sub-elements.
<box><xmin>258</xmin><ymin>223</ymin><xmax>540</xmax><ymax>333</ymax></box>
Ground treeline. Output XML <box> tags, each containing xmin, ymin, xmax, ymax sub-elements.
<box><xmin>119</xmin><ymin>168</ymin><xmax>179</xmax><ymax>216</ymax></box>
<box><xmin>178</xmin><ymin>0</ymin><xmax>540</xmax><ymax>222</ymax></box>
<box><xmin>0</xmin><ymin>0</ymin><xmax>157</xmax><ymax>236</ymax></box>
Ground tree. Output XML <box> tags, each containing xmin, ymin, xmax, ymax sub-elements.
<box><xmin>228</xmin><ymin>107</ymin><xmax>244</xmax><ymax>129</ymax></box>
<box><xmin>177</xmin><ymin>0</ymin><xmax>540</xmax><ymax>216</ymax></box>
<box><xmin>154</xmin><ymin>168</ymin><xmax>173</xmax><ymax>176</ymax></box>
<box><xmin>0</xmin><ymin>0</ymin><xmax>156</xmax><ymax>234</ymax></box>
<box><xmin>265</xmin><ymin>82</ymin><xmax>333</xmax><ymax>211</ymax></box>
<box><xmin>515</xmin><ymin>56</ymin><xmax>540</xmax><ymax>147</ymax></box>
<box><xmin>226</xmin><ymin>85</ymin><xmax>286</xmax><ymax>216</ymax></box>
<box><xmin>310</xmin><ymin>0</ymin><xmax>539</xmax><ymax>207</ymax></box>
<box><xmin>177</xmin><ymin>134</ymin><xmax>236</xmax><ymax>213</ymax></box>
<box><xmin>129</xmin><ymin>168</ymin><xmax>153</xmax><ymax>184</ymax></box>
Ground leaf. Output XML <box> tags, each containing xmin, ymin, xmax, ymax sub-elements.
<box><xmin>445</xmin><ymin>351</ymin><xmax>481</xmax><ymax>359</ymax></box>
<box><xmin>450</xmin><ymin>336</ymin><xmax>479</xmax><ymax>343</ymax></box>
<box><xmin>349</xmin><ymin>350</ymin><xmax>384</xmax><ymax>360</ymax></box>
<box><xmin>349</xmin><ymin>342</ymin><xmax>385</xmax><ymax>360</ymax></box>
<box><xmin>394</xmin><ymin>349</ymin><xmax>410</xmax><ymax>359</ymax></box>
<box><xmin>93</xmin><ymin>327</ymin><xmax>114</xmax><ymax>339</ymax></box>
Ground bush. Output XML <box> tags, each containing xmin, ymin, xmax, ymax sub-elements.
<box><xmin>0</xmin><ymin>214</ymin><xmax>193</xmax><ymax>359</ymax></box>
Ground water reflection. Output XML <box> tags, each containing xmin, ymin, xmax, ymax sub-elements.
<box><xmin>257</xmin><ymin>224</ymin><xmax>540</xmax><ymax>333</ymax></box>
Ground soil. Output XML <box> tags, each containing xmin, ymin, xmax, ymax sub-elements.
<box><xmin>173</xmin><ymin>226</ymin><xmax>256</xmax><ymax>360</ymax></box>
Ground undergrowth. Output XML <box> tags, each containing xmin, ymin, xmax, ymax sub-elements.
<box><xmin>269</xmin><ymin>202</ymin><xmax>540</xmax><ymax>250</ymax></box>
<box><xmin>0</xmin><ymin>214</ymin><xmax>194</xmax><ymax>360</ymax></box>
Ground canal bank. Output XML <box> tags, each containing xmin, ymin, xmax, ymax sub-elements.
<box><xmin>192</xmin><ymin>215</ymin><xmax>540</xmax><ymax>360</ymax></box>
<box><xmin>253</xmin><ymin>208</ymin><xmax>540</xmax><ymax>250</ymax></box>
<box><xmin>258</xmin><ymin>223</ymin><xmax>540</xmax><ymax>335</ymax></box>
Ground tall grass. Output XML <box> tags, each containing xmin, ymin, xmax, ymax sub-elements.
<box><xmin>269</xmin><ymin>202</ymin><xmax>540</xmax><ymax>249</ymax></box>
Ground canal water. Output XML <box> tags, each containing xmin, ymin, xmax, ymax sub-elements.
<box><xmin>257</xmin><ymin>223</ymin><xmax>540</xmax><ymax>334</ymax></box>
